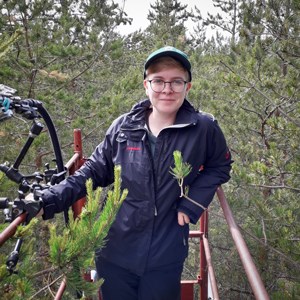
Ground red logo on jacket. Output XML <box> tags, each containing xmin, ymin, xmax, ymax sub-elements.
<box><xmin>126</xmin><ymin>147</ymin><xmax>141</xmax><ymax>151</ymax></box>
<box><xmin>225</xmin><ymin>150</ymin><xmax>231</xmax><ymax>160</ymax></box>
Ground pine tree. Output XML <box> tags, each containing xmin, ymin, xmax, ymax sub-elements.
<box><xmin>145</xmin><ymin>0</ymin><xmax>192</xmax><ymax>47</ymax></box>
<box><xmin>193</xmin><ymin>0</ymin><xmax>242</xmax><ymax>44</ymax></box>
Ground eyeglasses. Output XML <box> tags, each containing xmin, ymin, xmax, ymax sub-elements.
<box><xmin>147</xmin><ymin>79</ymin><xmax>188</xmax><ymax>93</ymax></box>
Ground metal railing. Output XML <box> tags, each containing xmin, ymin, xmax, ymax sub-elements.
<box><xmin>216</xmin><ymin>187</ymin><xmax>270</xmax><ymax>300</ymax></box>
<box><xmin>180</xmin><ymin>187</ymin><xmax>270</xmax><ymax>300</ymax></box>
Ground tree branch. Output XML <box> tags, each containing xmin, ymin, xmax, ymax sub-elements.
<box><xmin>219</xmin><ymin>61</ymin><xmax>300</xmax><ymax>128</ymax></box>
<box><xmin>29</xmin><ymin>274</ymin><xmax>64</xmax><ymax>299</ymax></box>
<box><xmin>248</xmin><ymin>183</ymin><xmax>300</xmax><ymax>192</ymax></box>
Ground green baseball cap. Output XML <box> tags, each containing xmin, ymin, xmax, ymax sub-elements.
<box><xmin>144</xmin><ymin>46</ymin><xmax>192</xmax><ymax>81</ymax></box>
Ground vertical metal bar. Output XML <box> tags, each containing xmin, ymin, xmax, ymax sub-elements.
<box><xmin>70</xmin><ymin>129</ymin><xmax>86</xmax><ymax>219</ymax></box>
<box><xmin>73</xmin><ymin>129</ymin><xmax>83</xmax><ymax>161</ymax></box>
<box><xmin>203</xmin><ymin>235</ymin><xmax>220</xmax><ymax>300</ymax></box>
<box><xmin>217</xmin><ymin>187</ymin><xmax>270</xmax><ymax>300</ymax></box>
<box><xmin>181</xmin><ymin>281</ymin><xmax>195</xmax><ymax>300</ymax></box>
<box><xmin>200</xmin><ymin>212</ymin><xmax>208</xmax><ymax>300</ymax></box>
<box><xmin>182</xmin><ymin>231</ymin><xmax>202</xmax><ymax>299</ymax></box>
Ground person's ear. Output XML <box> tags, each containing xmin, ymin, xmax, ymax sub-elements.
<box><xmin>144</xmin><ymin>80</ymin><xmax>149</xmax><ymax>95</ymax></box>
<box><xmin>185</xmin><ymin>82</ymin><xmax>192</xmax><ymax>97</ymax></box>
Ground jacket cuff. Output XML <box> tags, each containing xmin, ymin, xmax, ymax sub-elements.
<box><xmin>42</xmin><ymin>203</ymin><xmax>56</xmax><ymax>220</ymax></box>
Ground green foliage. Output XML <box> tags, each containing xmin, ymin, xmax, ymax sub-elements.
<box><xmin>170</xmin><ymin>150</ymin><xmax>192</xmax><ymax>188</ymax></box>
<box><xmin>0</xmin><ymin>219</ymin><xmax>39</xmax><ymax>300</ymax></box>
<box><xmin>0</xmin><ymin>166</ymin><xmax>127</xmax><ymax>299</ymax></box>
<box><xmin>48</xmin><ymin>166</ymin><xmax>127</xmax><ymax>297</ymax></box>
<box><xmin>0</xmin><ymin>173</ymin><xmax>14</xmax><ymax>196</ymax></box>
<box><xmin>145</xmin><ymin>0</ymin><xmax>191</xmax><ymax>48</ymax></box>
<box><xmin>170</xmin><ymin>150</ymin><xmax>191</xmax><ymax>199</ymax></box>
<box><xmin>0</xmin><ymin>29</ymin><xmax>23</xmax><ymax>62</ymax></box>
<box><xmin>170</xmin><ymin>150</ymin><xmax>207</xmax><ymax>211</ymax></box>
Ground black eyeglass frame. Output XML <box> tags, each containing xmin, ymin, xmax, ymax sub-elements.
<box><xmin>147</xmin><ymin>79</ymin><xmax>188</xmax><ymax>93</ymax></box>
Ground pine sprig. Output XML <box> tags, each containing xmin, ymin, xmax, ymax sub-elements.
<box><xmin>170</xmin><ymin>150</ymin><xmax>192</xmax><ymax>197</ymax></box>
<box><xmin>48</xmin><ymin>165</ymin><xmax>128</xmax><ymax>296</ymax></box>
<box><xmin>170</xmin><ymin>150</ymin><xmax>207</xmax><ymax>211</ymax></box>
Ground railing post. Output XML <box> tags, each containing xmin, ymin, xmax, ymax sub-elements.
<box><xmin>203</xmin><ymin>234</ymin><xmax>220</xmax><ymax>300</ymax></box>
<box><xmin>181</xmin><ymin>230</ymin><xmax>202</xmax><ymax>300</ymax></box>
<box><xmin>200</xmin><ymin>211</ymin><xmax>208</xmax><ymax>300</ymax></box>
<box><xmin>70</xmin><ymin>129</ymin><xmax>86</xmax><ymax>219</ymax></box>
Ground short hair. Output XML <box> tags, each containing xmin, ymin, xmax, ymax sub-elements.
<box><xmin>145</xmin><ymin>57</ymin><xmax>189</xmax><ymax>81</ymax></box>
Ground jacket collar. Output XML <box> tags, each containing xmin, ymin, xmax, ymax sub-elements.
<box><xmin>125</xmin><ymin>99</ymin><xmax>198</xmax><ymax>127</ymax></box>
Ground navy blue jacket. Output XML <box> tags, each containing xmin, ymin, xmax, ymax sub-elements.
<box><xmin>41</xmin><ymin>99</ymin><xmax>232</xmax><ymax>275</ymax></box>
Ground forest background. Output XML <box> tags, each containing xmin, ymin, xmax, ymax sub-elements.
<box><xmin>0</xmin><ymin>0</ymin><xmax>299</xmax><ymax>299</ymax></box>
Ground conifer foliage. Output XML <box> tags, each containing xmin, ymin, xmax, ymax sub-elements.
<box><xmin>48</xmin><ymin>166</ymin><xmax>127</xmax><ymax>297</ymax></box>
<box><xmin>0</xmin><ymin>167</ymin><xmax>127</xmax><ymax>299</ymax></box>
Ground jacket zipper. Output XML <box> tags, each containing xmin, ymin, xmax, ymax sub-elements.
<box><xmin>183</xmin><ymin>235</ymin><xmax>186</xmax><ymax>246</ymax></box>
<box><xmin>147</xmin><ymin>136</ymin><xmax>158</xmax><ymax>217</ymax></box>
<box><xmin>141</xmin><ymin>126</ymin><xmax>158</xmax><ymax>217</ymax></box>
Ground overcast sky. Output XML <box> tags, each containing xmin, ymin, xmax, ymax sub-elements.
<box><xmin>114</xmin><ymin>0</ymin><xmax>217</xmax><ymax>35</ymax></box>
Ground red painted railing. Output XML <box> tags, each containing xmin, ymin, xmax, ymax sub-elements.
<box><xmin>216</xmin><ymin>187</ymin><xmax>270</xmax><ymax>300</ymax></box>
<box><xmin>180</xmin><ymin>187</ymin><xmax>270</xmax><ymax>300</ymax></box>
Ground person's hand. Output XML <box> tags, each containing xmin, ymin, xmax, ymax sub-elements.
<box><xmin>24</xmin><ymin>193</ymin><xmax>44</xmax><ymax>220</ymax></box>
<box><xmin>177</xmin><ymin>211</ymin><xmax>190</xmax><ymax>226</ymax></box>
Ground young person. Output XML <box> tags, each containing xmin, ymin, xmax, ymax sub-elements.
<box><xmin>36</xmin><ymin>46</ymin><xmax>232</xmax><ymax>299</ymax></box>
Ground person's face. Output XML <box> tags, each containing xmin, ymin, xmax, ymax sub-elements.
<box><xmin>144</xmin><ymin>66</ymin><xmax>192</xmax><ymax>117</ymax></box>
